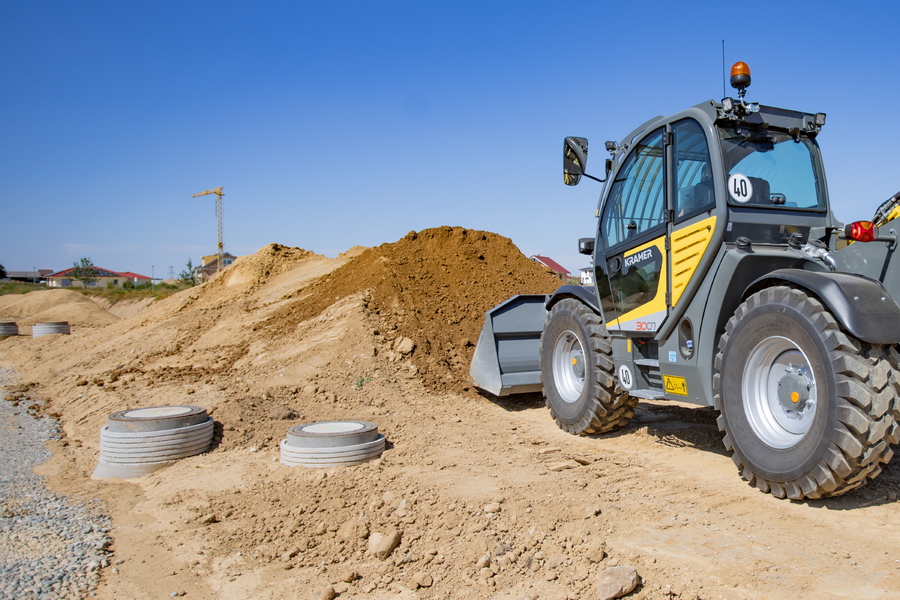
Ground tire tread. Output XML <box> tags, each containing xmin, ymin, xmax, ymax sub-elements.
<box><xmin>713</xmin><ymin>286</ymin><xmax>899</xmax><ymax>500</ymax></box>
<box><xmin>540</xmin><ymin>300</ymin><xmax>638</xmax><ymax>435</ymax></box>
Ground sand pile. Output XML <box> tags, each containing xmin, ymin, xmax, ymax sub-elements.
<box><xmin>338</xmin><ymin>245</ymin><xmax>369</xmax><ymax>260</ymax></box>
<box><xmin>0</xmin><ymin>289</ymin><xmax>120</xmax><ymax>327</ymax></box>
<box><xmin>167</xmin><ymin>244</ymin><xmax>322</xmax><ymax>314</ymax></box>
<box><xmin>267</xmin><ymin>226</ymin><xmax>563</xmax><ymax>392</ymax></box>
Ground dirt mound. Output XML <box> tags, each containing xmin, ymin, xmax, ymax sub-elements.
<box><xmin>268</xmin><ymin>226</ymin><xmax>563</xmax><ymax>392</ymax></box>
<box><xmin>0</xmin><ymin>289</ymin><xmax>120</xmax><ymax>327</ymax></box>
<box><xmin>338</xmin><ymin>245</ymin><xmax>368</xmax><ymax>260</ymax></box>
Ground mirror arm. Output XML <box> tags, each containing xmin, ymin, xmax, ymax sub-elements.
<box><xmin>582</xmin><ymin>159</ymin><xmax>612</xmax><ymax>184</ymax></box>
<box><xmin>581</xmin><ymin>172</ymin><xmax>608</xmax><ymax>183</ymax></box>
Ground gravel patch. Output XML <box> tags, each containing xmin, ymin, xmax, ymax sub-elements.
<box><xmin>0</xmin><ymin>367</ymin><xmax>112</xmax><ymax>599</ymax></box>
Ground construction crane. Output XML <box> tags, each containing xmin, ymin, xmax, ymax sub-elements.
<box><xmin>192</xmin><ymin>186</ymin><xmax>224</xmax><ymax>276</ymax></box>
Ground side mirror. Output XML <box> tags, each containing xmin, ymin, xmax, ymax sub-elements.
<box><xmin>564</xmin><ymin>137</ymin><xmax>588</xmax><ymax>186</ymax></box>
<box><xmin>578</xmin><ymin>237</ymin><xmax>595</xmax><ymax>255</ymax></box>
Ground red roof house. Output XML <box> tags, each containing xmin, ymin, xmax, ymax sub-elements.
<box><xmin>530</xmin><ymin>255</ymin><xmax>571</xmax><ymax>280</ymax></box>
<box><xmin>46</xmin><ymin>267</ymin><xmax>151</xmax><ymax>289</ymax></box>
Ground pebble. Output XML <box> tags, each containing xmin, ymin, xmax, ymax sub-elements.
<box><xmin>0</xmin><ymin>368</ymin><xmax>112</xmax><ymax>600</ymax></box>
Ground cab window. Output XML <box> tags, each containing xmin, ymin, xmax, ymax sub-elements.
<box><xmin>718</xmin><ymin>127</ymin><xmax>825</xmax><ymax>210</ymax></box>
<box><xmin>673</xmin><ymin>119</ymin><xmax>714</xmax><ymax>220</ymax></box>
<box><xmin>602</xmin><ymin>129</ymin><xmax>665</xmax><ymax>249</ymax></box>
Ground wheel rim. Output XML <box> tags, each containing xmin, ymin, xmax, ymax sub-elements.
<box><xmin>552</xmin><ymin>329</ymin><xmax>585</xmax><ymax>404</ymax></box>
<box><xmin>742</xmin><ymin>335</ymin><xmax>818</xmax><ymax>449</ymax></box>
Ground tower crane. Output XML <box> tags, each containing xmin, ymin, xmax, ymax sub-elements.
<box><xmin>192</xmin><ymin>186</ymin><xmax>224</xmax><ymax>275</ymax></box>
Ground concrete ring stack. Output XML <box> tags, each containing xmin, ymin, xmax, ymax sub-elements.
<box><xmin>92</xmin><ymin>405</ymin><xmax>214</xmax><ymax>479</ymax></box>
<box><xmin>280</xmin><ymin>421</ymin><xmax>385</xmax><ymax>468</ymax></box>
<box><xmin>32</xmin><ymin>322</ymin><xmax>70</xmax><ymax>337</ymax></box>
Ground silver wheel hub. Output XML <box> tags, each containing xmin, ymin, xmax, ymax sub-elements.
<box><xmin>552</xmin><ymin>330</ymin><xmax>585</xmax><ymax>404</ymax></box>
<box><xmin>742</xmin><ymin>336</ymin><xmax>818</xmax><ymax>449</ymax></box>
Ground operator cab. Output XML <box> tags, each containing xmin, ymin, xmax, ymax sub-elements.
<box><xmin>562</xmin><ymin>60</ymin><xmax>835</xmax><ymax>340</ymax></box>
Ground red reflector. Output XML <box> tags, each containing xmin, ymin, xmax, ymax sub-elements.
<box><xmin>847</xmin><ymin>221</ymin><xmax>878</xmax><ymax>242</ymax></box>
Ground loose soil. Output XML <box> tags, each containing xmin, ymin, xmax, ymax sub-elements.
<box><xmin>2</xmin><ymin>226</ymin><xmax>900</xmax><ymax>600</ymax></box>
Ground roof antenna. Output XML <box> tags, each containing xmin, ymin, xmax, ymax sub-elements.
<box><xmin>721</xmin><ymin>40</ymin><xmax>726</xmax><ymax>98</ymax></box>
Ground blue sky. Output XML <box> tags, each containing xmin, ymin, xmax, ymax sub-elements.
<box><xmin>2</xmin><ymin>1</ymin><xmax>898</xmax><ymax>279</ymax></box>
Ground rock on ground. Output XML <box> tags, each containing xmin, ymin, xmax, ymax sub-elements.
<box><xmin>368</xmin><ymin>529</ymin><xmax>401</xmax><ymax>560</ymax></box>
<box><xmin>596</xmin><ymin>565</ymin><xmax>640</xmax><ymax>600</ymax></box>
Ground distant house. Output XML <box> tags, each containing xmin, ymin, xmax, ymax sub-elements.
<box><xmin>530</xmin><ymin>255</ymin><xmax>571</xmax><ymax>281</ymax></box>
<box><xmin>46</xmin><ymin>267</ymin><xmax>151</xmax><ymax>289</ymax></box>
<box><xmin>580</xmin><ymin>268</ymin><xmax>594</xmax><ymax>286</ymax></box>
<box><xmin>5</xmin><ymin>269</ymin><xmax>54</xmax><ymax>283</ymax></box>
<box><xmin>196</xmin><ymin>253</ymin><xmax>237</xmax><ymax>280</ymax></box>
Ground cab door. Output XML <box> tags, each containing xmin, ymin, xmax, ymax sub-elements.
<box><xmin>597</xmin><ymin>128</ymin><xmax>669</xmax><ymax>333</ymax></box>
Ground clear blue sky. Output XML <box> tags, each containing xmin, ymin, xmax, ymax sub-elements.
<box><xmin>2</xmin><ymin>1</ymin><xmax>898</xmax><ymax>279</ymax></box>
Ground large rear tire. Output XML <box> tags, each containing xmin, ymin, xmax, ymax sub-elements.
<box><xmin>540</xmin><ymin>299</ymin><xmax>637</xmax><ymax>435</ymax></box>
<box><xmin>714</xmin><ymin>286</ymin><xmax>900</xmax><ymax>499</ymax></box>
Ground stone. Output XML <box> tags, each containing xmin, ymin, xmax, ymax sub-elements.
<box><xmin>548</xmin><ymin>460</ymin><xmax>580</xmax><ymax>472</ymax></box>
<box><xmin>368</xmin><ymin>530</ymin><xmax>402</xmax><ymax>560</ymax></box>
<box><xmin>394</xmin><ymin>337</ymin><xmax>415</xmax><ymax>355</ymax></box>
<box><xmin>475</xmin><ymin>555</ymin><xmax>491</xmax><ymax>569</ymax></box>
<box><xmin>585</xmin><ymin>538</ymin><xmax>607</xmax><ymax>563</ymax></box>
<box><xmin>268</xmin><ymin>405</ymin><xmax>297</xmax><ymax>420</ymax></box>
<box><xmin>319</xmin><ymin>586</ymin><xmax>336</xmax><ymax>600</ymax></box>
<box><xmin>483</xmin><ymin>502</ymin><xmax>501</xmax><ymax>514</ymax></box>
<box><xmin>340</xmin><ymin>569</ymin><xmax>358</xmax><ymax>583</ymax></box>
<box><xmin>198</xmin><ymin>514</ymin><xmax>217</xmax><ymax>526</ymax></box>
<box><xmin>281</xmin><ymin>546</ymin><xmax>300</xmax><ymax>561</ymax></box>
<box><xmin>413</xmin><ymin>572</ymin><xmax>433</xmax><ymax>587</ymax></box>
<box><xmin>596</xmin><ymin>566</ymin><xmax>640</xmax><ymax>600</ymax></box>
<box><xmin>467</xmin><ymin>521</ymin><xmax>488</xmax><ymax>533</ymax></box>
<box><xmin>338</xmin><ymin>518</ymin><xmax>369</xmax><ymax>541</ymax></box>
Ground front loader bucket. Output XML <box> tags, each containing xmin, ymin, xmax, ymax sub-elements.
<box><xmin>469</xmin><ymin>294</ymin><xmax>549</xmax><ymax>397</ymax></box>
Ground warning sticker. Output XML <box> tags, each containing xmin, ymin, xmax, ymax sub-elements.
<box><xmin>663</xmin><ymin>375</ymin><xmax>688</xmax><ymax>396</ymax></box>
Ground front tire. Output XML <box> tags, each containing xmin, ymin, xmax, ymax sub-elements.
<box><xmin>540</xmin><ymin>299</ymin><xmax>637</xmax><ymax>435</ymax></box>
<box><xmin>714</xmin><ymin>286</ymin><xmax>900</xmax><ymax>499</ymax></box>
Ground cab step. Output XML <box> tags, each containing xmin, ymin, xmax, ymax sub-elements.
<box><xmin>628</xmin><ymin>389</ymin><xmax>666</xmax><ymax>400</ymax></box>
<box><xmin>634</xmin><ymin>358</ymin><xmax>659</xmax><ymax>367</ymax></box>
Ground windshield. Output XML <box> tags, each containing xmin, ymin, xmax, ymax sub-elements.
<box><xmin>717</xmin><ymin>127</ymin><xmax>825</xmax><ymax>210</ymax></box>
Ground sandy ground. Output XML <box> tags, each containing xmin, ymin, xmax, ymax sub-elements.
<box><xmin>2</xmin><ymin>229</ymin><xmax>900</xmax><ymax>600</ymax></box>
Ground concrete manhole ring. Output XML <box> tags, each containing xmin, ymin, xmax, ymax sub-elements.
<box><xmin>93</xmin><ymin>405</ymin><xmax>214</xmax><ymax>480</ymax></box>
<box><xmin>32</xmin><ymin>322</ymin><xmax>70</xmax><ymax>337</ymax></box>
<box><xmin>107</xmin><ymin>405</ymin><xmax>209</xmax><ymax>432</ymax></box>
<box><xmin>279</xmin><ymin>435</ymin><xmax>386</xmax><ymax>468</ymax></box>
<box><xmin>0</xmin><ymin>322</ymin><xmax>18</xmax><ymax>338</ymax></box>
<box><xmin>281</xmin><ymin>421</ymin><xmax>385</xmax><ymax>468</ymax></box>
<box><xmin>285</xmin><ymin>420</ymin><xmax>380</xmax><ymax>448</ymax></box>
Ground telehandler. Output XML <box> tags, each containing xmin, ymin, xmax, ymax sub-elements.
<box><xmin>470</xmin><ymin>61</ymin><xmax>900</xmax><ymax>500</ymax></box>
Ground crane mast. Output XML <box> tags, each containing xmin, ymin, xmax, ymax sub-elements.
<box><xmin>192</xmin><ymin>186</ymin><xmax>224</xmax><ymax>276</ymax></box>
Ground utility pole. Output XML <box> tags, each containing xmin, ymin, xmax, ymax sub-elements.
<box><xmin>33</xmin><ymin>267</ymin><xmax>36</xmax><ymax>285</ymax></box>
<box><xmin>151</xmin><ymin>265</ymin><xmax>155</xmax><ymax>291</ymax></box>
<box><xmin>192</xmin><ymin>186</ymin><xmax>225</xmax><ymax>276</ymax></box>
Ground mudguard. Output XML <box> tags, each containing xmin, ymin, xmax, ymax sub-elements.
<box><xmin>748</xmin><ymin>269</ymin><xmax>900</xmax><ymax>345</ymax></box>
<box><xmin>545</xmin><ymin>284</ymin><xmax>602</xmax><ymax>315</ymax></box>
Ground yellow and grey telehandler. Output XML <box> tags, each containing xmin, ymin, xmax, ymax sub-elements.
<box><xmin>470</xmin><ymin>62</ymin><xmax>900</xmax><ymax>500</ymax></box>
